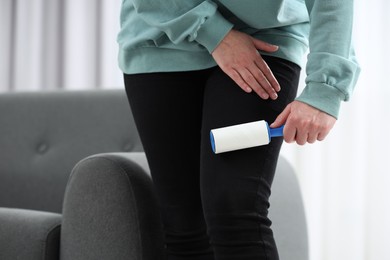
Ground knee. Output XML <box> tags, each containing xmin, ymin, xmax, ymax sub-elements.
<box><xmin>202</xmin><ymin>185</ymin><xmax>273</xmax><ymax>244</ymax></box>
<box><xmin>164</xmin><ymin>227</ymin><xmax>213</xmax><ymax>257</ymax></box>
<box><xmin>202</xmin><ymin>181</ymin><xmax>271</xmax><ymax>217</ymax></box>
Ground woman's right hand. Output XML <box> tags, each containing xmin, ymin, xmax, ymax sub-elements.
<box><xmin>211</xmin><ymin>29</ymin><xmax>280</xmax><ymax>100</ymax></box>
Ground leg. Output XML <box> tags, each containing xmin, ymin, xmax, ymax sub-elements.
<box><xmin>200</xmin><ymin>56</ymin><xmax>301</xmax><ymax>260</ymax></box>
<box><xmin>124</xmin><ymin>70</ymin><xmax>214</xmax><ymax>260</ymax></box>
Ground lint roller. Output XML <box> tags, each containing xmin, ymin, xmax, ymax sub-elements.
<box><xmin>210</xmin><ymin>120</ymin><xmax>284</xmax><ymax>154</ymax></box>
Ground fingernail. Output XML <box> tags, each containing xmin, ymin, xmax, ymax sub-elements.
<box><xmin>272</xmin><ymin>93</ymin><xmax>278</xmax><ymax>100</ymax></box>
<box><xmin>262</xmin><ymin>93</ymin><xmax>269</xmax><ymax>99</ymax></box>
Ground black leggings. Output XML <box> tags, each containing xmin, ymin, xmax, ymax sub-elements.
<box><xmin>124</xmin><ymin>56</ymin><xmax>300</xmax><ymax>260</ymax></box>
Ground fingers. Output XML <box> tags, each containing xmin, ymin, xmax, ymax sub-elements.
<box><xmin>255</xmin><ymin>58</ymin><xmax>281</xmax><ymax>92</ymax></box>
<box><xmin>244</xmin><ymin>51</ymin><xmax>280</xmax><ymax>100</ymax></box>
<box><xmin>252</xmin><ymin>38</ymin><xmax>279</xmax><ymax>53</ymax></box>
<box><xmin>233</xmin><ymin>61</ymin><xmax>280</xmax><ymax>100</ymax></box>
<box><xmin>307</xmin><ymin>132</ymin><xmax>318</xmax><ymax>144</ymax></box>
<box><xmin>229</xmin><ymin>69</ymin><xmax>253</xmax><ymax>93</ymax></box>
<box><xmin>282</xmin><ymin>123</ymin><xmax>297</xmax><ymax>144</ymax></box>
<box><xmin>211</xmin><ymin>30</ymin><xmax>281</xmax><ymax>100</ymax></box>
<box><xmin>284</xmin><ymin>112</ymin><xmax>335</xmax><ymax>145</ymax></box>
<box><xmin>250</xmin><ymin>37</ymin><xmax>281</xmax><ymax>98</ymax></box>
<box><xmin>272</xmin><ymin>101</ymin><xmax>337</xmax><ymax>145</ymax></box>
<box><xmin>271</xmin><ymin>103</ymin><xmax>291</xmax><ymax>128</ymax></box>
<box><xmin>283</xmin><ymin>123</ymin><xmax>320</xmax><ymax>145</ymax></box>
<box><xmin>284</xmin><ymin>119</ymin><xmax>322</xmax><ymax>145</ymax></box>
<box><xmin>226</xmin><ymin>63</ymin><xmax>279</xmax><ymax>100</ymax></box>
<box><xmin>241</xmin><ymin>66</ymin><xmax>278</xmax><ymax>99</ymax></box>
<box><xmin>289</xmin><ymin>128</ymin><xmax>325</xmax><ymax>145</ymax></box>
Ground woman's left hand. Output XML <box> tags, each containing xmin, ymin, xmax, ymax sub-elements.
<box><xmin>270</xmin><ymin>101</ymin><xmax>337</xmax><ymax>145</ymax></box>
<box><xmin>211</xmin><ymin>29</ymin><xmax>280</xmax><ymax>100</ymax></box>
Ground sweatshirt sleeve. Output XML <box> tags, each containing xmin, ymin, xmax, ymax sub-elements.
<box><xmin>131</xmin><ymin>0</ymin><xmax>233</xmax><ymax>53</ymax></box>
<box><xmin>296</xmin><ymin>0</ymin><xmax>361</xmax><ymax>118</ymax></box>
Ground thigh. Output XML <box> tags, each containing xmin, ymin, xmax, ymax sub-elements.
<box><xmin>200</xmin><ymin>56</ymin><xmax>301</xmax><ymax>191</ymax></box>
<box><xmin>199</xmin><ymin>57</ymin><xmax>300</xmax><ymax>258</ymax></box>
<box><xmin>201</xmin><ymin>56</ymin><xmax>300</xmax><ymax>185</ymax></box>
<box><xmin>124</xmin><ymin>70</ymin><xmax>211</xmax><ymax>230</ymax></box>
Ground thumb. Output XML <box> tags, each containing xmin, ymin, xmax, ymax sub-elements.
<box><xmin>270</xmin><ymin>103</ymin><xmax>291</xmax><ymax>128</ymax></box>
<box><xmin>252</xmin><ymin>38</ymin><xmax>279</xmax><ymax>53</ymax></box>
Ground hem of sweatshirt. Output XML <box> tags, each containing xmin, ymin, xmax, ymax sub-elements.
<box><xmin>119</xmin><ymin>47</ymin><xmax>218</xmax><ymax>74</ymax></box>
<box><xmin>119</xmin><ymin>35</ymin><xmax>308</xmax><ymax>74</ymax></box>
<box><xmin>256</xmin><ymin>34</ymin><xmax>308</xmax><ymax>69</ymax></box>
<box><xmin>295</xmin><ymin>82</ymin><xmax>344</xmax><ymax>119</ymax></box>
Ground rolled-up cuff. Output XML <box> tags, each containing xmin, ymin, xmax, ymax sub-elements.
<box><xmin>295</xmin><ymin>82</ymin><xmax>344</xmax><ymax>119</ymax></box>
<box><xmin>195</xmin><ymin>11</ymin><xmax>233</xmax><ymax>53</ymax></box>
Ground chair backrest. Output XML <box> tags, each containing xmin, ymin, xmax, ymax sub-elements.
<box><xmin>0</xmin><ymin>89</ymin><xmax>142</xmax><ymax>213</ymax></box>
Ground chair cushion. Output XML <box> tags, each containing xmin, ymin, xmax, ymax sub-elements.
<box><xmin>0</xmin><ymin>207</ymin><xmax>61</xmax><ymax>260</ymax></box>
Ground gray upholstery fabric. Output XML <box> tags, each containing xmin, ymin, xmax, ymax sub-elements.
<box><xmin>270</xmin><ymin>156</ymin><xmax>309</xmax><ymax>260</ymax></box>
<box><xmin>61</xmin><ymin>152</ymin><xmax>308</xmax><ymax>260</ymax></box>
<box><xmin>0</xmin><ymin>208</ymin><xmax>61</xmax><ymax>260</ymax></box>
<box><xmin>0</xmin><ymin>89</ymin><xmax>308</xmax><ymax>259</ymax></box>
<box><xmin>60</xmin><ymin>152</ymin><xmax>164</xmax><ymax>260</ymax></box>
<box><xmin>0</xmin><ymin>90</ymin><xmax>142</xmax><ymax>213</ymax></box>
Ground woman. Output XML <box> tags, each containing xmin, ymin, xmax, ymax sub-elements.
<box><xmin>117</xmin><ymin>0</ymin><xmax>360</xmax><ymax>259</ymax></box>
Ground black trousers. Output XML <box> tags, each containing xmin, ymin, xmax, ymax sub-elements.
<box><xmin>124</xmin><ymin>56</ymin><xmax>300</xmax><ymax>260</ymax></box>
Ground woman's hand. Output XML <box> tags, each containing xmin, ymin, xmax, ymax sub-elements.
<box><xmin>211</xmin><ymin>29</ymin><xmax>280</xmax><ymax>100</ymax></box>
<box><xmin>271</xmin><ymin>101</ymin><xmax>337</xmax><ymax>145</ymax></box>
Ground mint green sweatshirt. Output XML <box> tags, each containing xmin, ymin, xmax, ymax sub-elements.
<box><xmin>117</xmin><ymin>0</ymin><xmax>360</xmax><ymax>118</ymax></box>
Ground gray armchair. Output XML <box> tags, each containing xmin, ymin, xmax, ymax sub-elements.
<box><xmin>0</xmin><ymin>89</ymin><xmax>308</xmax><ymax>260</ymax></box>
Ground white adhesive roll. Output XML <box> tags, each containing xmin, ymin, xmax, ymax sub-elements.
<box><xmin>210</xmin><ymin>120</ymin><xmax>271</xmax><ymax>154</ymax></box>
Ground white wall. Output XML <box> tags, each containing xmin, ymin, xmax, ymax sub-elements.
<box><xmin>281</xmin><ymin>1</ymin><xmax>390</xmax><ymax>259</ymax></box>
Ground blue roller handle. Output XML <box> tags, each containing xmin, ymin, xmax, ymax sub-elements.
<box><xmin>268</xmin><ymin>124</ymin><xmax>284</xmax><ymax>138</ymax></box>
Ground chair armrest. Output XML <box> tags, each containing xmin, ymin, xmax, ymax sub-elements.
<box><xmin>0</xmin><ymin>208</ymin><xmax>61</xmax><ymax>260</ymax></box>
<box><xmin>269</xmin><ymin>156</ymin><xmax>309</xmax><ymax>260</ymax></box>
<box><xmin>60</xmin><ymin>152</ymin><xmax>164</xmax><ymax>260</ymax></box>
